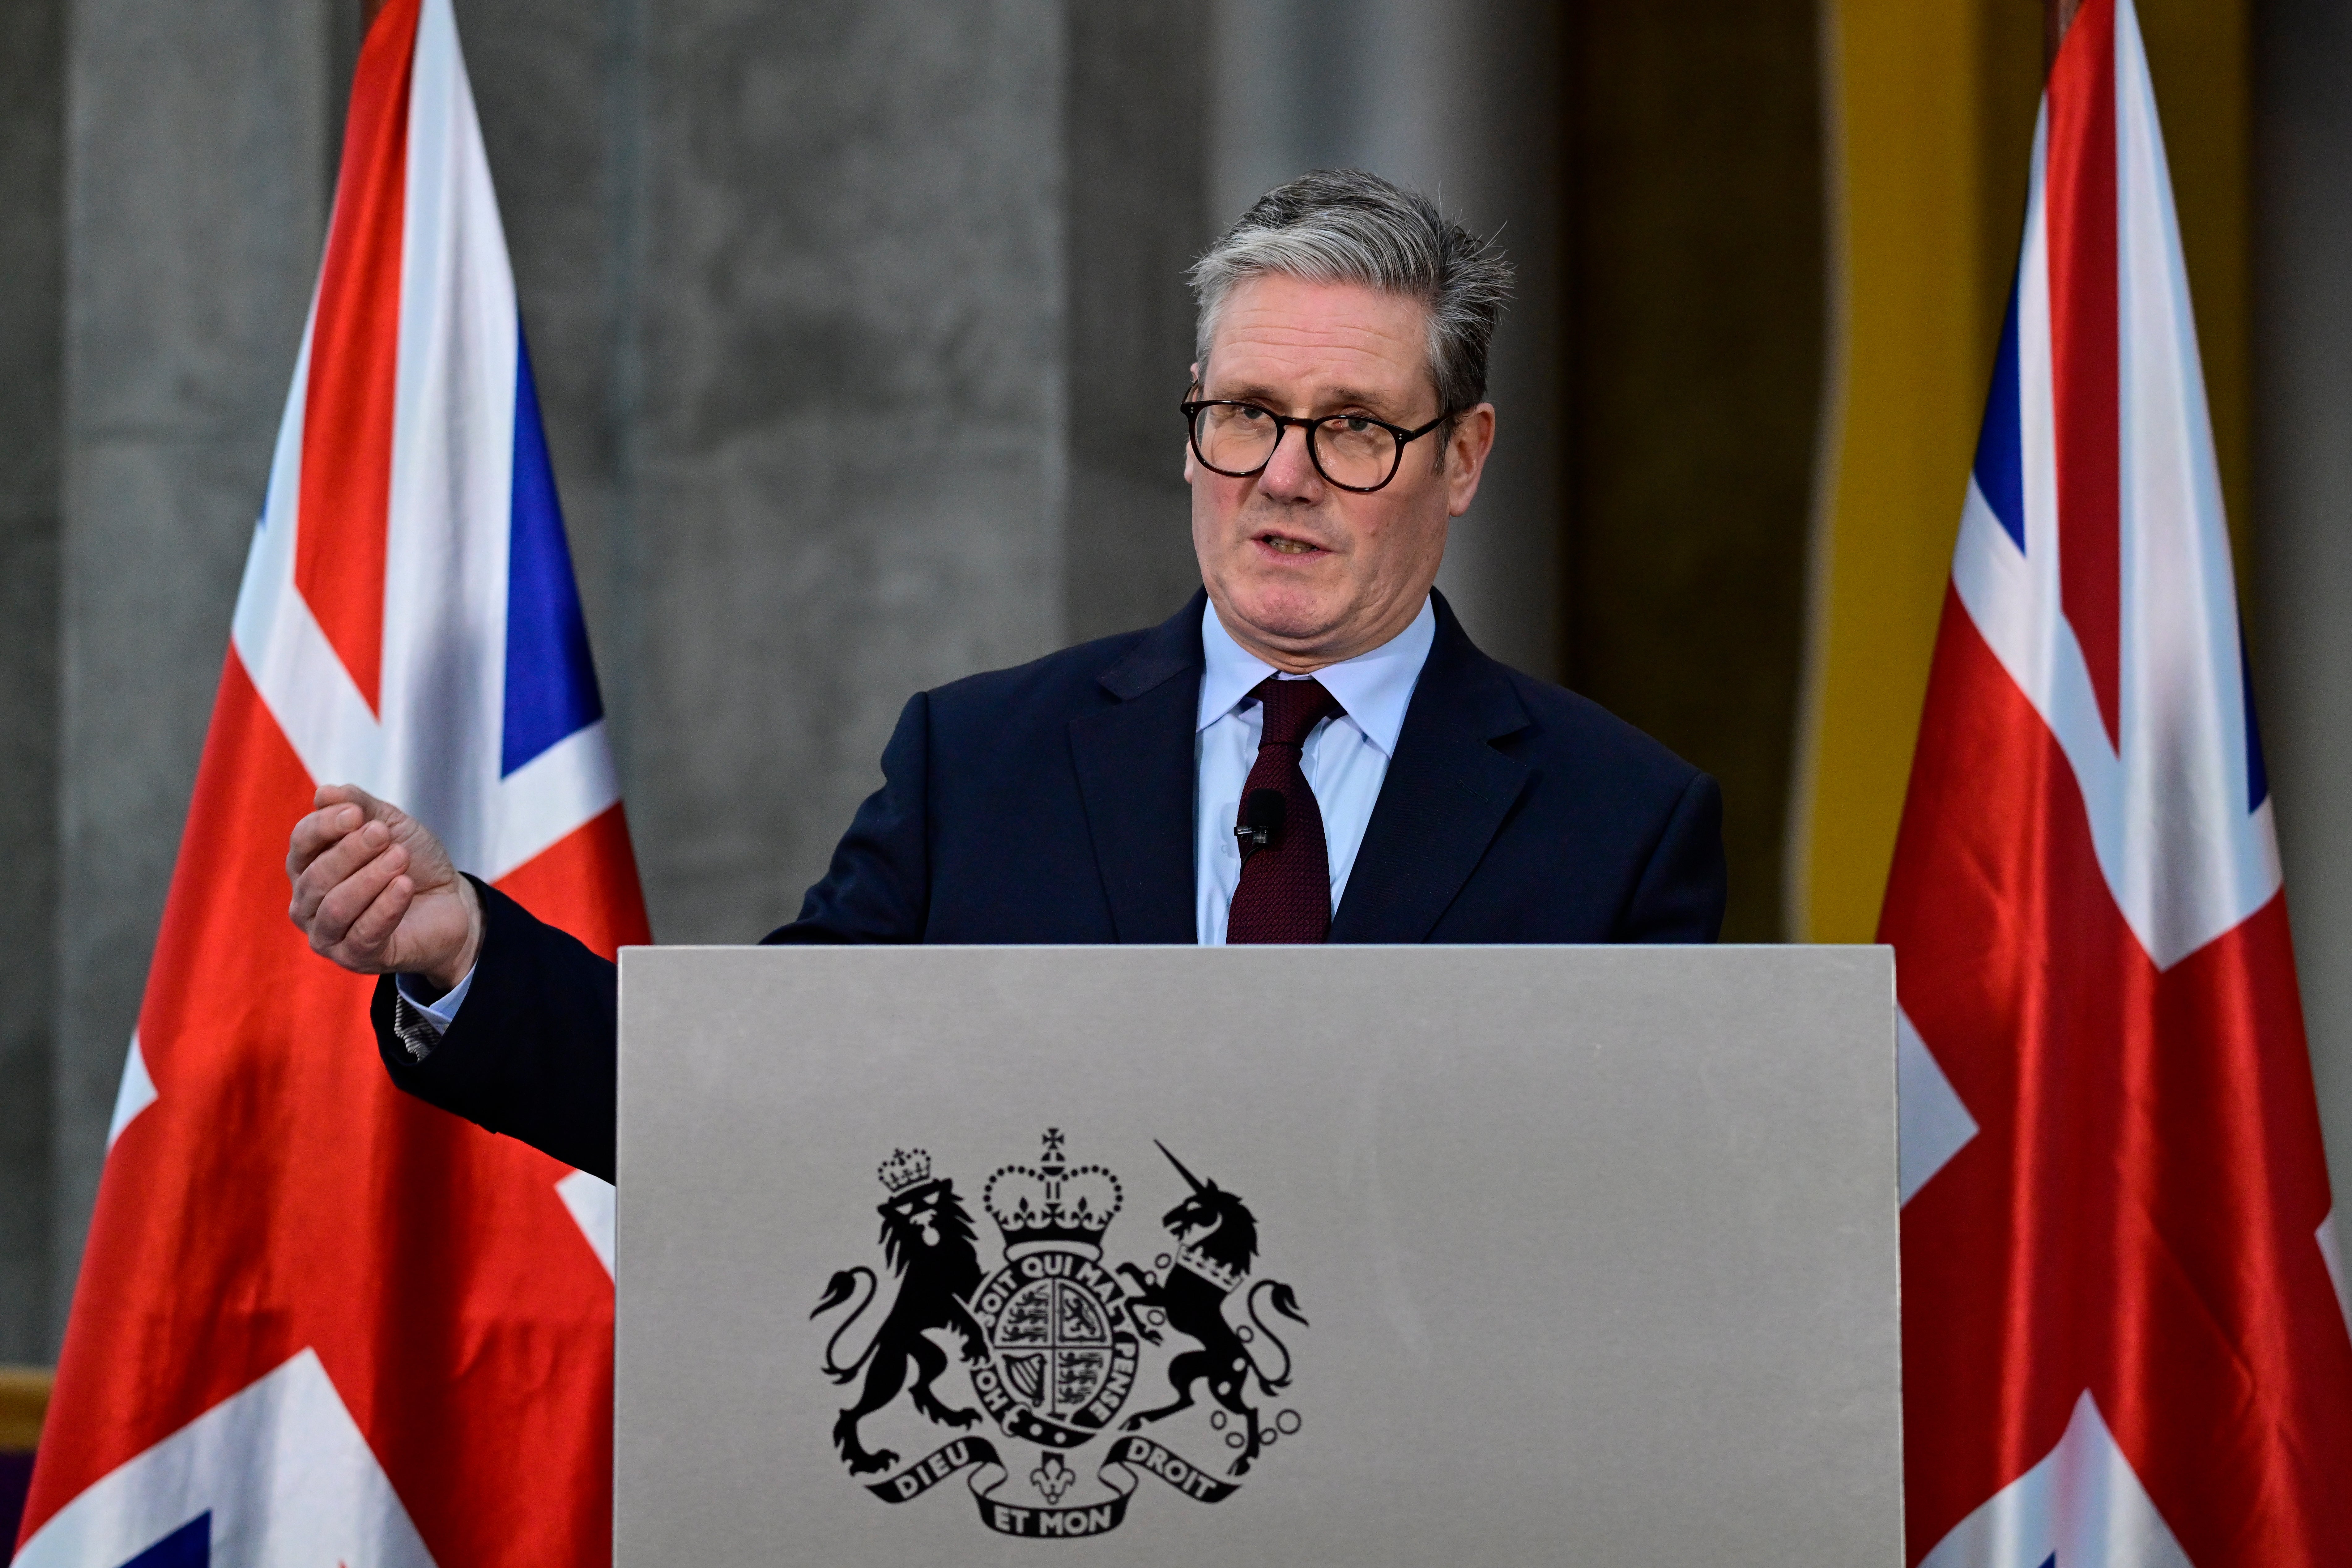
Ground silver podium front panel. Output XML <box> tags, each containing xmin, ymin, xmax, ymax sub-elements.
<box><xmin>616</xmin><ymin>944</ymin><xmax>1898</xmax><ymax>1565</ymax></box>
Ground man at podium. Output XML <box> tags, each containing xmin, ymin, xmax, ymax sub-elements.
<box><xmin>283</xmin><ymin>169</ymin><xmax>1724</xmax><ymax>1178</ymax></box>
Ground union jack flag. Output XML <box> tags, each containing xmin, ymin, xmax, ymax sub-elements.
<box><xmin>1889</xmin><ymin>2</ymin><xmax>2352</xmax><ymax>1562</ymax></box>
<box><xmin>17</xmin><ymin>0</ymin><xmax>646</xmax><ymax>1558</ymax></box>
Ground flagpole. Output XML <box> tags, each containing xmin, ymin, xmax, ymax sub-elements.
<box><xmin>2043</xmin><ymin>0</ymin><xmax>2082</xmax><ymax>73</ymax></box>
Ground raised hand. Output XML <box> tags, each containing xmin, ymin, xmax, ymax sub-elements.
<box><xmin>286</xmin><ymin>784</ymin><xmax>481</xmax><ymax>991</ymax></box>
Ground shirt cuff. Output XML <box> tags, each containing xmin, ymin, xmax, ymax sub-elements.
<box><xmin>390</xmin><ymin>965</ymin><xmax>475</xmax><ymax>1061</ymax></box>
<box><xmin>396</xmin><ymin>965</ymin><xmax>475</xmax><ymax>1026</ymax></box>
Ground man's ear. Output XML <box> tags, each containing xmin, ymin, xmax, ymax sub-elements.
<box><xmin>1444</xmin><ymin>403</ymin><xmax>1498</xmax><ymax>517</ymax></box>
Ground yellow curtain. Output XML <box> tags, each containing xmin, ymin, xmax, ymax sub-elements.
<box><xmin>1787</xmin><ymin>0</ymin><xmax>2247</xmax><ymax>944</ymax></box>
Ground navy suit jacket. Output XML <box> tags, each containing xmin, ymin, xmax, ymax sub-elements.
<box><xmin>375</xmin><ymin>590</ymin><xmax>1725</xmax><ymax>1179</ymax></box>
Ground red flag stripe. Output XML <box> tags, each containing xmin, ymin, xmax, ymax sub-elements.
<box><xmin>2043</xmin><ymin>0</ymin><xmax>2123</xmax><ymax>750</ymax></box>
<box><xmin>295</xmin><ymin>0</ymin><xmax>420</xmax><ymax>716</ymax></box>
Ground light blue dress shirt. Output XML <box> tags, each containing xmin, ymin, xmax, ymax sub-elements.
<box><xmin>1193</xmin><ymin>595</ymin><xmax>1436</xmax><ymax>945</ymax></box>
<box><xmin>401</xmin><ymin>962</ymin><xmax>473</xmax><ymax>1031</ymax></box>
<box><xmin>401</xmin><ymin>593</ymin><xmax>1439</xmax><ymax>1030</ymax></box>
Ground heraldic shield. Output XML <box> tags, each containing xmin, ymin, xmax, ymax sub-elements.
<box><xmin>812</xmin><ymin>1131</ymin><xmax>1309</xmax><ymax>1539</ymax></box>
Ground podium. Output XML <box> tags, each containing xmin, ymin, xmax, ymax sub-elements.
<box><xmin>615</xmin><ymin>946</ymin><xmax>1898</xmax><ymax>1565</ymax></box>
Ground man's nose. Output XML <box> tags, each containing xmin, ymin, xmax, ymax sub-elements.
<box><xmin>1255</xmin><ymin>421</ymin><xmax>1323</xmax><ymax>501</ymax></box>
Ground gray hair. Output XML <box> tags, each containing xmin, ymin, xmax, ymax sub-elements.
<box><xmin>1188</xmin><ymin>168</ymin><xmax>1515</xmax><ymax>416</ymax></box>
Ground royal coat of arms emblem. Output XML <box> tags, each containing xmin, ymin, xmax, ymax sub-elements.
<box><xmin>812</xmin><ymin>1130</ymin><xmax>1307</xmax><ymax>1538</ymax></box>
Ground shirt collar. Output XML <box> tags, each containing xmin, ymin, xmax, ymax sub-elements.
<box><xmin>1195</xmin><ymin>595</ymin><xmax>1437</xmax><ymax>760</ymax></box>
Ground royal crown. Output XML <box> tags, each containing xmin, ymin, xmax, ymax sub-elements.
<box><xmin>877</xmin><ymin>1148</ymin><xmax>934</xmax><ymax>1195</ymax></box>
<box><xmin>984</xmin><ymin>1129</ymin><xmax>1123</xmax><ymax>1260</ymax></box>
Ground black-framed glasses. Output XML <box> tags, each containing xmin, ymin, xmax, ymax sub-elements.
<box><xmin>1181</xmin><ymin>395</ymin><xmax>1450</xmax><ymax>493</ymax></box>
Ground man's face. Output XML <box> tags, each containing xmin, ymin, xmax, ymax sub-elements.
<box><xmin>1187</xmin><ymin>273</ymin><xmax>1495</xmax><ymax>671</ymax></box>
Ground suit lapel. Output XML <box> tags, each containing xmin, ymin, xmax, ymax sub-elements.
<box><xmin>1067</xmin><ymin>594</ymin><xmax>1205</xmax><ymax>943</ymax></box>
<box><xmin>1330</xmin><ymin>593</ymin><xmax>1532</xmax><ymax>942</ymax></box>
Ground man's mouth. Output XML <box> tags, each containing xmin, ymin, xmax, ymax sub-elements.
<box><xmin>1256</xmin><ymin>530</ymin><xmax>1326</xmax><ymax>556</ymax></box>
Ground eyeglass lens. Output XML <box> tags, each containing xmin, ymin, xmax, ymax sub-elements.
<box><xmin>1193</xmin><ymin>404</ymin><xmax>1399</xmax><ymax>490</ymax></box>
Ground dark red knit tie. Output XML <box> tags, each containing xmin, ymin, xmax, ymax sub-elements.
<box><xmin>1225</xmin><ymin>675</ymin><xmax>1344</xmax><ymax>944</ymax></box>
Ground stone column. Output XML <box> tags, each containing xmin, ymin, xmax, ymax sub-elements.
<box><xmin>1063</xmin><ymin>3</ymin><xmax>1212</xmax><ymax>645</ymax></box>
<box><xmin>0</xmin><ymin>0</ymin><xmax>65</xmax><ymax>1364</ymax></box>
<box><xmin>472</xmin><ymin>0</ymin><xmax>1210</xmax><ymax>943</ymax></box>
<box><xmin>1207</xmin><ymin>0</ymin><xmax>1567</xmax><ymax>680</ymax></box>
<box><xmin>2253</xmin><ymin>0</ymin><xmax>2352</xmax><ymax>1216</ymax></box>
<box><xmin>618</xmin><ymin>0</ymin><xmax>1128</xmax><ymax>941</ymax></box>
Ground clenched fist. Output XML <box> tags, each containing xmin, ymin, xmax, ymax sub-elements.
<box><xmin>286</xmin><ymin>784</ymin><xmax>482</xmax><ymax>992</ymax></box>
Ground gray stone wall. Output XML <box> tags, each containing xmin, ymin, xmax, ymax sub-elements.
<box><xmin>0</xmin><ymin>0</ymin><xmax>66</xmax><ymax>1366</ymax></box>
<box><xmin>475</xmin><ymin>0</ymin><xmax>1212</xmax><ymax>946</ymax></box>
<box><xmin>2255</xmin><ymin>0</ymin><xmax>2352</xmax><ymax>1224</ymax></box>
<box><xmin>1063</xmin><ymin>3</ymin><xmax>1212</xmax><ymax>646</ymax></box>
<box><xmin>622</xmin><ymin>0</ymin><xmax>1073</xmax><ymax>941</ymax></box>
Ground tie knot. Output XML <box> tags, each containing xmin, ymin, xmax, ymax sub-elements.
<box><xmin>1249</xmin><ymin>675</ymin><xmax>1341</xmax><ymax>748</ymax></box>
